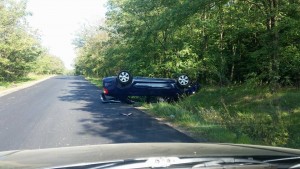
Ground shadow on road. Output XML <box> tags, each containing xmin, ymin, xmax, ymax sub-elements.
<box><xmin>58</xmin><ymin>76</ymin><xmax>196</xmax><ymax>143</ymax></box>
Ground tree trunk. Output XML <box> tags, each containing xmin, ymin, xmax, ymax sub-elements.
<box><xmin>266</xmin><ymin>0</ymin><xmax>279</xmax><ymax>92</ymax></box>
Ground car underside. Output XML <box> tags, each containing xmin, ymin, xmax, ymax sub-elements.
<box><xmin>101</xmin><ymin>71</ymin><xmax>200</xmax><ymax>103</ymax></box>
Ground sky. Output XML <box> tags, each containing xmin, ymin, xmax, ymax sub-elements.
<box><xmin>27</xmin><ymin>0</ymin><xmax>107</xmax><ymax>69</ymax></box>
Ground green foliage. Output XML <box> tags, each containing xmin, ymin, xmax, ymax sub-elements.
<box><xmin>235</xmin><ymin>112</ymin><xmax>289</xmax><ymax>146</ymax></box>
<box><xmin>33</xmin><ymin>54</ymin><xmax>65</xmax><ymax>75</ymax></box>
<box><xmin>146</xmin><ymin>86</ymin><xmax>300</xmax><ymax>148</ymax></box>
<box><xmin>0</xmin><ymin>73</ymin><xmax>51</xmax><ymax>90</ymax></box>
<box><xmin>0</xmin><ymin>0</ymin><xmax>48</xmax><ymax>81</ymax></box>
<box><xmin>85</xmin><ymin>77</ymin><xmax>103</xmax><ymax>88</ymax></box>
<box><xmin>73</xmin><ymin>0</ymin><xmax>300</xmax><ymax>148</ymax></box>
<box><xmin>74</xmin><ymin>0</ymin><xmax>300</xmax><ymax>147</ymax></box>
<box><xmin>74</xmin><ymin>0</ymin><xmax>300</xmax><ymax>87</ymax></box>
<box><xmin>73</xmin><ymin>24</ymin><xmax>109</xmax><ymax>76</ymax></box>
<box><xmin>0</xmin><ymin>0</ymin><xmax>64</xmax><ymax>81</ymax></box>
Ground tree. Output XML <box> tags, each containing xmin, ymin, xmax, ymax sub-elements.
<box><xmin>33</xmin><ymin>54</ymin><xmax>65</xmax><ymax>75</ymax></box>
<box><xmin>75</xmin><ymin>0</ymin><xmax>300</xmax><ymax>86</ymax></box>
<box><xmin>0</xmin><ymin>0</ymin><xmax>43</xmax><ymax>81</ymax></box>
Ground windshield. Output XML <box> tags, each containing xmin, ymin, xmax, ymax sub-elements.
<box><xmin>0</xmin><ymin>0</ymin><xmax>299</xmax><ymax>168</ymax></box>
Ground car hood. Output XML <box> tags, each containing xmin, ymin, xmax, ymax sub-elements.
<box><xmin>0</xmin><ymin>143</ymin><xmax>299</xmax><ymax>169</ymax></box>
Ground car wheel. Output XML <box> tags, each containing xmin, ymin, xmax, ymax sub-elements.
<box><xmin>177</xmin><ymin>74</ymin><xmax>189</xmax><ymax>88</ymax></box>
<box><xmin>117</xmin><ymin>71</ymin><xmax>133</xmax><ymax>86</ymax></box>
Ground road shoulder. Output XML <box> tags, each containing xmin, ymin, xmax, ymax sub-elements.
<box><xmin>134</xmin><ymin>105</ymin><xmax>204</xmax><ymax>142</ymax></box>
<box><xmin>0</xmin><ymin>75</ymin><xmax>56</xmax><ymax>98</ymax></box>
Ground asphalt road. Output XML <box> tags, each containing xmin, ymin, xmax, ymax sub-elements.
<box><xmin>0</xmin><ymin>76</ymin><xmax>195</xmax><ymax>151</ymax></box>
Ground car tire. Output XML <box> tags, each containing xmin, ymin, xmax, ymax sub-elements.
<box><xmin>177</xmin><ymin>74</ymin><xmax>189</xmax><ymax>88</ymax></box>
<box><xmin>117</xmin><ymin>71</ymin><xmax>133</xmax><ymax>86</ymax></box>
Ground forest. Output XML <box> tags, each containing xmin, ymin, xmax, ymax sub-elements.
<box><xmin>74</xmin><ymin>0</ymin><xmax>300</xmax><ymax>89</ymax></box>
<box><xmin>73</xmin><ymin>0</ymin><xmax>300</xmax><ymax>147</ymax></box>
<box><xmin>0</xmin><ymin>0</ymin><xmax>65</xmax><ymax>82</ymax></box>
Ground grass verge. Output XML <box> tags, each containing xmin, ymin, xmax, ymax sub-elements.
<box><xmin>85</xmin><ymin>77</ymin><xmax>103</xmax><ymax>88</ymax></box>
<box><xmin>144</xmin><ymin>86</ymin><xmax>300</xmax><ymax>148</ymax></box>
<box><xmin>0</xmin><ymin>73</ymin><xmax>52</xmax><ymax>91</ymax></box>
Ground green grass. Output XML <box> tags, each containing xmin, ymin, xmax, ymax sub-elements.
<box><xmin>145</xmin><ymin>85</ymin><xmax>300</xmax><ymax>148</ymax></box>
<box><xmin>83</xmin><ymin>75</ymin><xmax>300</xmax><ymax>148</ymax></box>
<box><xmin>0</xmin><ymin>73</ymin><xmax>51</xmax><ymax>91</ymax></box>
<box><xmin>85</xmin><ymin>77</ymin><xmax>103</xmax><ymax>88</ymax></box>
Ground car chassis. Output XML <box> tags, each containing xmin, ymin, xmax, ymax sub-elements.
<box><xmin>101</xmin><ymin>71</ymin><xmax>200</xmax><ymax>104</ymax></box>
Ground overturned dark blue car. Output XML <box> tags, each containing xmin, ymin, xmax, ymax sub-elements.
<box><xmin>101</xmin><ymin>71</ymin><xmax>200</xmax><ymax>103</ymax></box>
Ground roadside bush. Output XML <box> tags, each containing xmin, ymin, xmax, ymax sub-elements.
<box><xmin>147</xmin><ymin>86</ymin><xmax>299</xmax><ymax>148</ymax></box>
<box><xmin>235</xmin><ymin>113</ymin><xmax>288</xmax><ymax>146</ymax></box>
<box><xmin>218</xmin><ymin>97</ymin><xmax>289</xmax><ymax>146</ymax></box>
